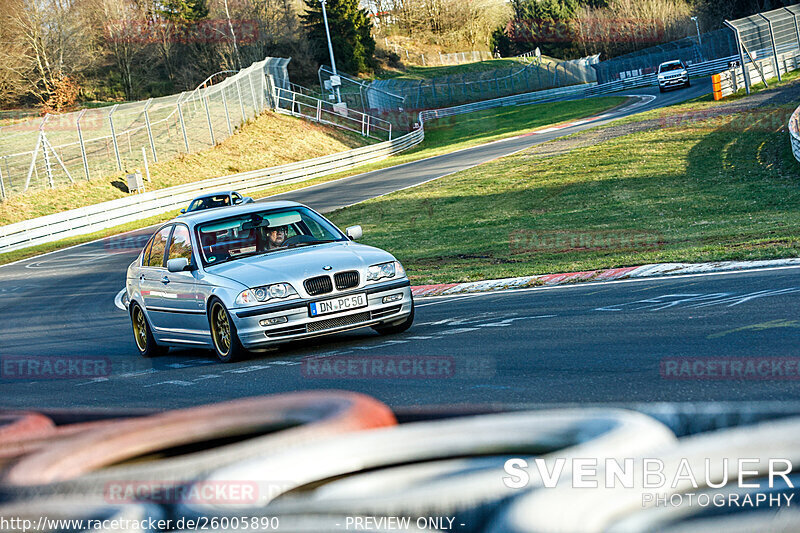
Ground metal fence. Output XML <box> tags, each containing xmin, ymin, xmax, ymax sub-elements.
<box><xmin>274</xmin><ymin>88</ymin><xmax>393</xmax><ymax>141</ymax></box>
<box><xmin>726</xmin><ymin>5</ymin><xmax>800</xmax><ymax>93</ymax></box>
<box><xmin>381</xmin><ymin>41</ymin><xmax>493</xmax><ymax>66</ymax></box>
<box><xmin>359</xmin><ymin>55</ymin><xmax>598</xmax><ymax>112</ymax></box>
<box><xmin>0</xmin><ymin>57</ymin><xmax>290</xmax><ymax>201</ymax></box>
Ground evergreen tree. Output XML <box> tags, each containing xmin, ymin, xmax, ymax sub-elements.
<box><xmin>301</xmin><ymin>0</ymin><xmax>376</xmax><ymax>74</ymax></box>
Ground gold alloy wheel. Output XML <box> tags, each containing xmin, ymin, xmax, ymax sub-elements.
<box><xmin>211</xmin><ymin>303</ymin><xmax>231</xmax><ymax>356</ymax></box>
<box><xmin>132</xmin><ymin>306</ymin><xmax>148</xmax><ymax>352</ymax></box>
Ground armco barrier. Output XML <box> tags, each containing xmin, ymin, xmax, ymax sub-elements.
<box><xmin>714</xmin><ymin>49</ymin><xmax>800</xmax><ymax>100</ymax></box>
<box><xmin>0</xmin><ymin>127</ymin><xmax>423</xmax><ymax>254</ymax></box>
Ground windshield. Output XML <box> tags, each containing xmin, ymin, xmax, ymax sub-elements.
<box><xmin>196</xmin><ymin>207</ymin><xmax>347</xmax><ymax>266</ymax></box>
<box><xmin>659</xmin><ymin>62</ymin><xmax>684</xmax><ymax>73</ymax></box>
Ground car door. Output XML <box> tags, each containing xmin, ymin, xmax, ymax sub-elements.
<box><xmin>139</xmin><ymin>225</ymin><xmax>172</xmax><ymax>329</ymax></box>
<box><xmin>156</xmin><ymin>223</ymin><xmax>209</xmax><ymax>342</ymax></box>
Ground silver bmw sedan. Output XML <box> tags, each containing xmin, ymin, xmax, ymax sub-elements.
<box><xmin>125</xmin><ymin>201</ymin><xmax>414</xmax><ymax>362</ymax></box>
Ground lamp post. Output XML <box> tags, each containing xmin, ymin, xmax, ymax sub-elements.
<box><xmin>320</xmin><ymin>0</ymin><xmax>342</xmax><ymax>103</ymax></box>
<box><xmin>691</xmin><ymin>16</ymin><xmax>704</xmax><ymax>61</ymax></box>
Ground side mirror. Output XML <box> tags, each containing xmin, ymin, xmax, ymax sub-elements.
<box><xmin>345</xmin><ymin>225</ymin><xmax>362</xmax><ymax>240</ymax></box>
<box><xmin>180</xmin><ymin>208</ymin><xmax>186</xmax><ymax>214</ymax></box>
<box><xmin>167</xmin><ymin>257</ymin><xmax>191</xmax><ymax>272</ymax></box>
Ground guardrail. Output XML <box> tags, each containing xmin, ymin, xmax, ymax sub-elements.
<box><xmin>0</xmin><ymin>128</ymin><xmax>423</xmax><ymax>254</ymax></box>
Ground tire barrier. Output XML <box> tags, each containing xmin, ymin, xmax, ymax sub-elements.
<box><xmin>0</xmin><ymin>419</ymin><xmax>119</xmax><ymax>463</ymax></box>
<box><xmin>4</xmin><ymin>396</ymin><xmax>800</xmax><ymax>532</ymax></box>
<box><xmin>178</xmin><ymin>409</ymin><xmax>675</xmax><ymax>527</ymax></box>
<box><xmin>0</xmin><ymin>391</ymin><xmax>395</xmax><ymax>498</ymax></box>
<box><xmin>487</xmin><ymin>415</ymin><xmax>800</xmax><ymax>533</ymax></box>
<box><xmin>0</xmin><ymin>412</ymin><xmax>55</xmax><ymax>445</ymax></box>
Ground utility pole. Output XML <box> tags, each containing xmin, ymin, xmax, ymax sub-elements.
<box><xmin>320</xmin><ymin>0</ymin><xmax>342</xmax><ymax>103</ymax></box>
<box><xmin>691</xmin><ymin>16</ymin><xmax>704</xmax><ymax>61</ymax></box>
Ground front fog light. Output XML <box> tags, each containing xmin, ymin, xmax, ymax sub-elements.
<box><xmin>260</xmin><ymin>316</ymin><xmax>288</xmax><ymax>327</ymax></box>
<box><xmin>382</xmin><ymin>293</ymin><xmax>403</xmax><ymax>303</ymax></box>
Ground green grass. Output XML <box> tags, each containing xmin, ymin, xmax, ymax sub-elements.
<box><xmin>326</xmin><ymin>94</ymin><xmax>800</xmax><ymax>284</ymax></box>
<box><xmin>0</xmin><ymin>97</ymin><xmax>627</xmax><ymax>267</ymax></box>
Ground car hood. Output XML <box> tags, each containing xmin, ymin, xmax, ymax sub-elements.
<box><xmin>206</xmin><ymin>241</ymin><xmax>397</xmax><ymax>288</ymax></box>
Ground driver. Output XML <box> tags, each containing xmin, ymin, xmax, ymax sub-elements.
<box><xmin>265</xmin><ymin>225</ymin><xmax>288</xmax><ymax>249</ymax></box>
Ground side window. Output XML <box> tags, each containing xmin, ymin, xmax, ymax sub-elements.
<box><xmin>232</xmin><ymin>192</ymin><xmax>242</xmax><ymax>204</ymax></box>
<box><xmin>146</xmin><ymin>226</ymin><xmax>172</xmax><ymax>267</ymax></box>
<box><xmin>168</xmin><ymin>225</ymin><xmax>193</xmax><ymax>261</ymax></box>
<box><xmin>141</xmin><ymin>237</ymin><xmax>154</xmax><ymax>266</ymax></box>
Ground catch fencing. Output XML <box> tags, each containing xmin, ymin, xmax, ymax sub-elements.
<box><xmin>381</xmin><ymin>42</ymin><xmax>493</xmax><ymax>66</ymax></box>
<box><xmin>0</xmin><ymin>58</ymin><xmax>290</xmax><ymax>201</ymax></box>
<box><xmin>360</xmin><ymin>55</ymin><xmax>599</xmax><ymax>111</ymax></box>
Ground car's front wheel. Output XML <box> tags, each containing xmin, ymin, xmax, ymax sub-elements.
<box><xmin>130</xmin><ymin>302</ymin><xmax>168</xmax><ymax>358</ymax></box>
<box><xmin>373</xmin><ymin>304</ymin><xmax>415</xmax><ymax>336</ymax></box>
<box><xmin>209</xmin><ymin>300</ymin><xmax>247</xmax><ymax>363</ymax></box>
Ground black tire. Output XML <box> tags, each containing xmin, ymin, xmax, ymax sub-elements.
<box><xmin>685</xmin><ymin>79</ymin><xmax>691</xmax><ymax>88</ymax></box>
<box><xmin>372</xmin><ymin>303</ymin><xmax>415</xmax><ymax>336</ymax></box>
<box><xmin>659</xmin><ymin>86</ymin><xmax>665</xmax><ymax>93</ymax></box>
<box><xmin>130</xmin><ymin>302</ymin><xmax>168</xmax><ymax>358</ymax></box>
<box><xmin>208</xmin><ymin>299</ymin><xmax>247</xmax><ymax>363</ymax></box>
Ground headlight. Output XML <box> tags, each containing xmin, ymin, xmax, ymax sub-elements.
<box><xmin>235</xmin><ymin>283</ymin><xmax>297</xmax><ymax>306</ymax></box>
<box><xmin>367</xmin><ymin>261</ymin><xmax>405</xmax><ymax>282</ymax></box>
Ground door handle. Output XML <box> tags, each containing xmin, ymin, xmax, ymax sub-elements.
<box><xmin>161</xmin><ymin>276</ymin><xmax>170</xmax><ymax>284</ymax></box>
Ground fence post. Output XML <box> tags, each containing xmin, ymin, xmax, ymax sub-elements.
<box><xmin>143</xmin><ymin>98</ymin><xmax>158</xmax><ymax>163</ymax></box>
<box><xmin>316</xmin><ymin>99</ymin><xmax>322</xmax><ymax>122</ymax></box>
<box><xmin>421</xmin><ymin>54</ymin><xmax>426</xmax><ymax>66</ymax></box>
<box><xmin>76</xmin><ymin>110</ymin><xmax>91</xmax><ymax>181</ymax></box>
<box><xmin>248</xmin><ymin>72</ymin><xmax>259</xmax><ymax>115</ymax></box>
<box><xmin>176</xmin><ymin>94</ymin><xmax>190</xmax><ymax>153</ymax></box>
<box><xmin>235</xmin><ymin>76</ymin><xmax>247</xmax><ymax>122</ymax></box>
<box><xmin>221</xmin><ymin>87</ymin><xmax>233</xmax><ymax>136</ymax></box>
<box><xmin>142</xmin><ymin>146</ymin><xmax>151</xmax><ymax>181</ymax></box>
<box><xmin>388</xmin><ymin>122</ymin><xmax>392</xmax><ymax>141</ymax></box>
<box><xmin>0</xmin><ymin>157</ymin><xmax>6</xmax><ymax>200</ymax></box>
<box><xmin>760</xmin><ymin>14</ymin><xmax>782</xmax><ymax>81</ymax></box>
<box><xmin>202</xmin><ymin>93</ymin><xmax>216</xmax><ymax>146</ymax></box>
<box><xmin>787</xmin><ymin>9</ymin><xmax>800</xmax><ymax>51</ymax></box>
<box><xmin>41</xmin><ymin>134</ymin><xmax>54</xmax><ymax>188</ymax></box>
<box><xmin>108</xmin><ymin>105</ymin><xmax>123</xmax><ymax>171</ymax></box>
<box><xmin>726</xmin><ymin>21</ymin><xmax>750</xmax><ymax>95</ymax></box>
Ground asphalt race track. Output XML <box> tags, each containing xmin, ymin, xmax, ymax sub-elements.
<box><xmin>6</xmin><ymin>78</ymin><xmax>798</xmax><ymax>410</ymax></box>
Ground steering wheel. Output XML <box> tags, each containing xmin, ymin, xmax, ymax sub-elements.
<box><xmin>282</xmin><ymin>234</ymin><xmax>315</xmax><ymax>247</ymax></box>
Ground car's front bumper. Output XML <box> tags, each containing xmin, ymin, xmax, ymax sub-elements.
<box><xmin>659</xmin><ymin>75</ymin><xmax>688</xmax><ymax>88</ymax></box>
<box><xmin>231</xmin><ymin>279</ymin><xmax>413</xmax><ymax>348</ymax></box>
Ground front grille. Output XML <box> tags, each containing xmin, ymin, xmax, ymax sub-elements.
<box><xmin>307</xmin><ymin>311</ymin><xmax>371</xmax><ymax>333</ymax></box>
<box><xmin>371</xmin><ymin>305</ymin><xmax>402</xmax><ymax>319</ymax></box>
<box><xmin>304</xmin><ymin>275</ymin><xmax>333</xmax><ymax>296</ymax></box>
<box><xmin>334</xmin><ymin>271</ymin><xmax>359</xmax><ymax>290</ymax></box>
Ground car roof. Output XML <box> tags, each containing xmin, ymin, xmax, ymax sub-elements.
<box><xmin>191</xmin><ymin>191</ymin><xmax>236</xmax><ymax>200</ymax></box>
<box><xmin>660</xmin><ymin>60</ymin><xmax>683</xmax><ymax>66</ymax></box>
<box><xmin>174</xmin><ymin>200</ymin><xmax>304</xmax><ymax>225</ymax></box>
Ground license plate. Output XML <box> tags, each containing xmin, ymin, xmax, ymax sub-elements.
<box><xmin>309</xmin><ymin>293</ymin><xmax>367</xmax><ymax>317</ymax></box>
